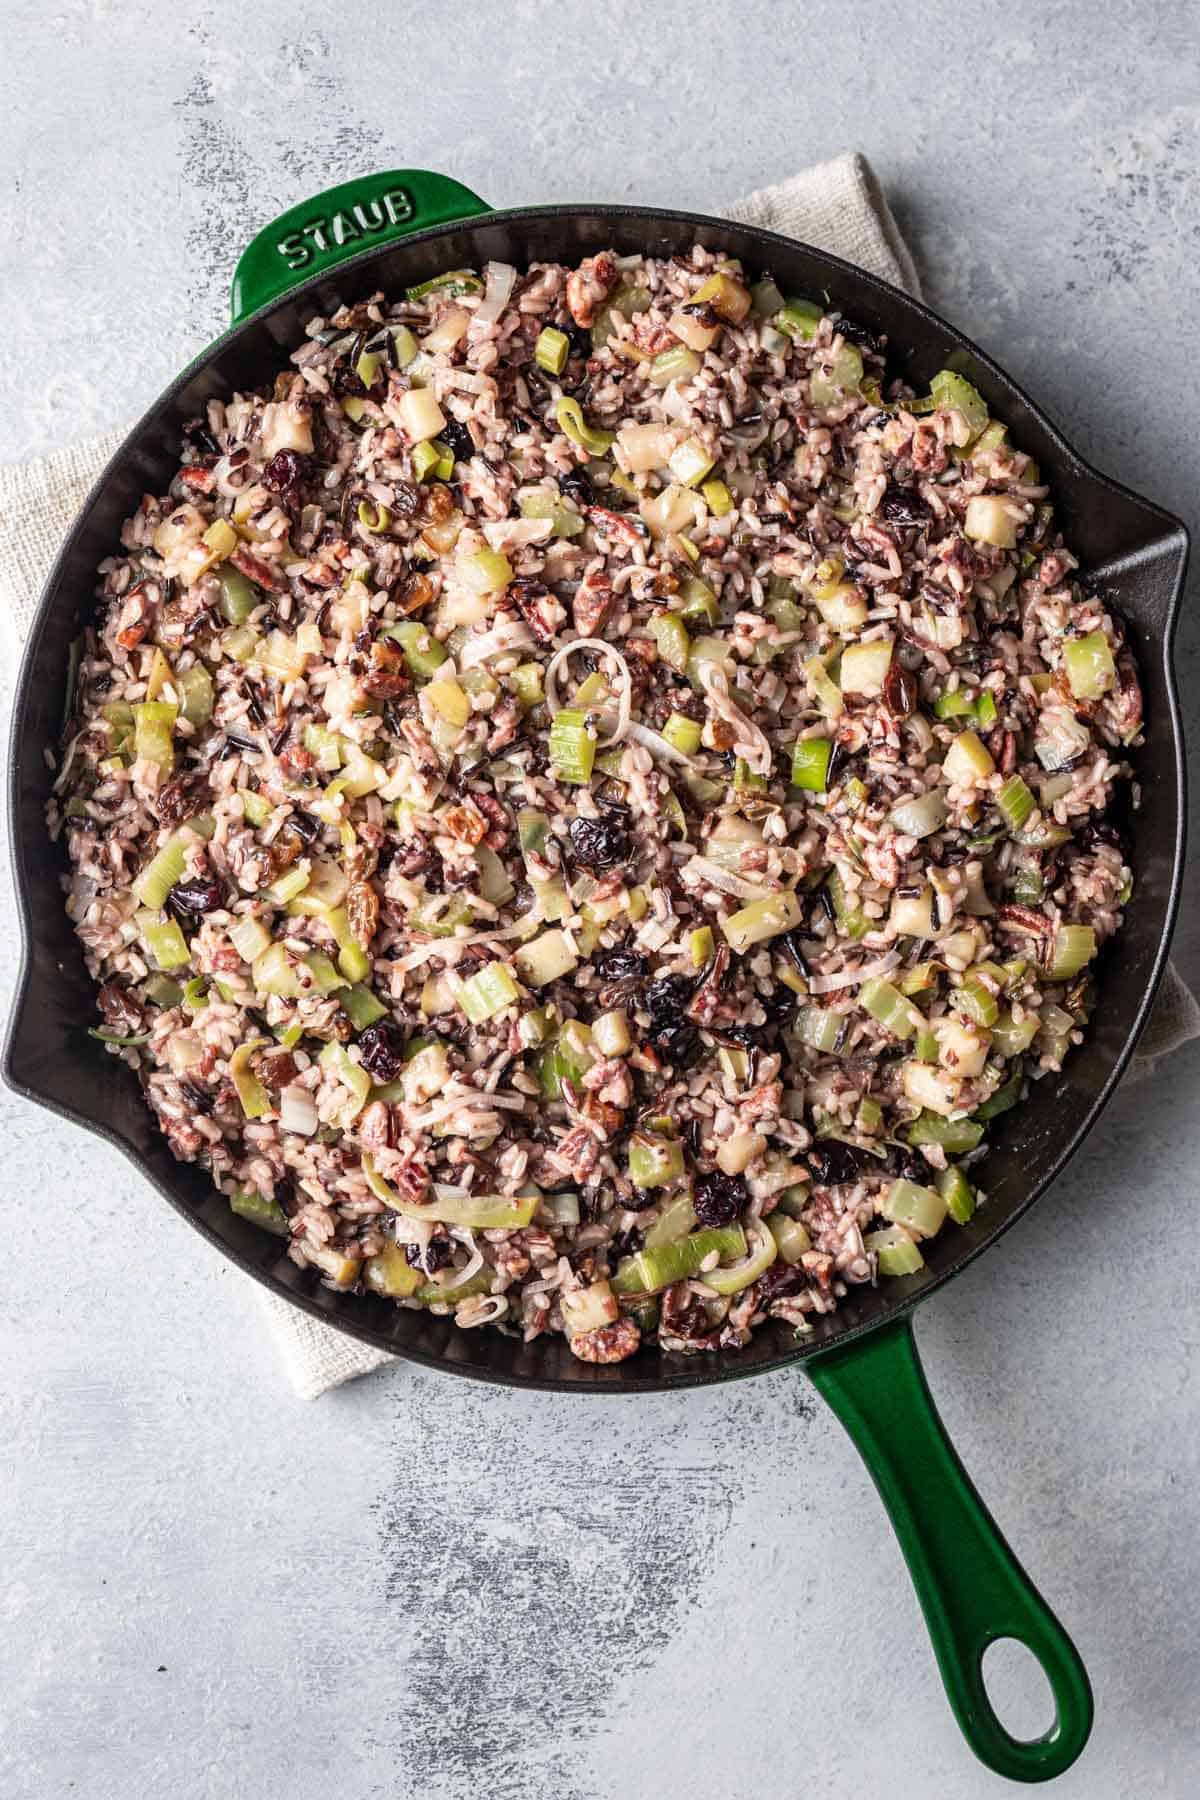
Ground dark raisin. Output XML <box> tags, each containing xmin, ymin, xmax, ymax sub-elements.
<box><xmin>166</xmin><ymin>876</ymin><xmax>224</xmax><ymax>922</ymax></box>
<box><xmin>595</xmin><ymin>949</ymin><xmax>647</xmax><ymax>986</ymax></box>
<box><xmin>882</xmin><ymin>1146</ymin><xmax>930</xmax><ymax>1183</ymax></box>
<box><xmin>567</xmin><ymin>814</ymin><xmax>631</xmax><ymax>870</ymax></box>
<box><xmin>390</xmin><ymin>480</ymin><xmax>421</xmax><ymax>518</ymax></box>
<box><xmin>805</xmin><ymin>1138</ymin><xmax>876</xmax><ymax>1186</ymax></box>
<box><xmin>356</xmin><ymin>1021</ymin><xmax>406</xmax><ymax>1082</ymax></box>
<box><xmin>289</xmin><ymin>809</ymin><xmax>320</xmax><ymax>846</ymax></box>
<box><xmin>836</xmin><ymin>317</ymin><xmax>883</xmax><ymax>353</ymax></box>
<box><xmin>560</xmin><ymin>319</ymin><xmax>592</xmax><ymax>361</ymax></box>
<box><xmin>645</xmin><ymin>972</ymin><xmax>699</xmax><ymax>1064</ymax></box>
<box><xmin>880</xmin><ymin>482</ymin><xmax>931</xmax><ymax>527</ymax></box>
<box><xmin>759</xmin><ymin>986</ymin><xmax>798</xmax><ymax>1028</ymax></box>
<box><xmin>882</xmin><ymin>659</ymin><xmax>919</xmax><ymax>718</ymax></box>
<box><xmin>439</xmin><ymin>418</ymin><xmax>475</xmax><ymax>463</ymax></box>
<box><xmin>612</xmin><ymin>1226</ymin><xmax>644</xmax><ymax>1258</ymax></box>
<box><xmin>692</xmin><ymin>1168</ymin><xmax>748</xmax><ymax>1229</ymax></box>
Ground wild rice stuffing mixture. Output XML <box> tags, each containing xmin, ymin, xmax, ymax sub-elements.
<box><xmin>50</xmin><ymin>247</ymin><xmax>1143</xmax><ymax>1362</ymax></box>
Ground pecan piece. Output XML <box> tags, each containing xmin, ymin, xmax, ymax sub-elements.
<box><xmin>567</xmin><ymin>1317</ymin><xmax>641</xmax><ymax>1364</ymax></box>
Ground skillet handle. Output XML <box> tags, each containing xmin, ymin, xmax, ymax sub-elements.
<box><xmin>230</xmin><ymin>169</ymin><xmax>493</xmax><ymax>323</ymax></box>
<box><xmin>807</xmin><ymin>1315</ymin><xmax>1093</xmax><ymax>1782</ymax></box>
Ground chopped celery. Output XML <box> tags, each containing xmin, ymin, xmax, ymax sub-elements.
<box><xmin>519</xmin><ymin>488</ymin><xmax>584</xmax><ymax>539</ymax></box>
<box><xmin>685</xmin><ymin>632</ymin><xmax>734</xmax><ymax>688</ymax></box>
<box><xmin>459</xmin><ymin>547</ymin><xmax>513</xmax><ymax>595</ymax></box>
<box><xmin>612</xmin><ymin>1224</ymin><xmax>746</xmax><ymax>1295</ymax></box>
<box><xmin>267</xmin><ymin>862</ymin><xmax>311</xmax><ymax>906</ymax></box>
<box><xmin>342</xmin><ymin>984</ymin><xmax>387</xmax><ymax>1031</ymax></box>
<box><xmin>627</xmin><ymin>1132</ymin><xmax>685</xmax><ymax>1190</ymax></box>
<box><xmin>768</xmin><ymin>1213</ymin><xmax>812</xmax><ymax>1264</ymax></box>
<box><xmin>648</xmin><ymin>345</ymin><xmax>701</xmax><ymax>388</ymax></box>
<box><xmin>937</xmin><ymin>1165</ymin><xmax>975</xmax><ymax>1224</ymax></box>
<box><xmin>303</xmin><ymin>723</ymin><xmax>342</xmax><ymax>772</ymax></box>
<box><xmin>391</xmin><ymin>324</ymin><xmax>419</xmax><ymax>367</ymax></box>
<box><xmin>804</xmin><ymin>653</ymin><xmax>843</xmax><ymax>719</ymax></box>
<box><xmin>934</xmin><ymin>688</ymin><xmax>976</xmax><ymax>721</ymax></box>
<box><xmin>701</xmin><ymin>478</ymin><xmax>734</xmax><ymax>517</ymax></box>
<box><xmin>953</xmin><ymin>977</ymin><xmax>1000</xmax><ymax>1029</ymax></box>
<box><xmin>555</xmin><ymin>396</ymin><xmax>614</xmax><ymax>456</ymax></box>
<box><xmin>881</xmin><ymin>1177</ymin><xmax>947</xmax><ymax>1238</ymax></box>
<box><xmin>216</xmin><ymin>564</ymin><xmax>258</xmax><ymax>625</ymax></box>
<box><xmin>302</xmin><ymin>951</ymin><xmax>345</xmax><ymax>996</ymax></box>
<box><xmin>363</xmin><ymin>1158</ymin><xmax>537</xmax><ymax>1229</ymax></box>
<box><xmin>514</xmin><ymin>929</ymin><xmax>578</xmax><ymax>988</ymax></box>
<box><xmin>930</xmin><ymin>370</ymin><xmax>989</xmax><ymax>440</ymax></box>
<box><xmin>943</xmin><ymin>728</ymin><xmax>995</xmax><ymax>785</ymax></box>
<box><xmin>867</xmin><ymin>1225</ymin><xmax>925</xmax><ymax>1277</ymax></box>
<box><xmin>733</xmin><ymin>759</ymin><xmax>767</xmax><ymax>794</ymax></box>
<box><xmin>906</xmin><ymin>1113</ymin><xmax>983</xmax><ymax>1153</ymax></box>
<box><xmin>975</xmin><ymin>690</ymin><xmax>998</xmax><ymax>729</ymax></box>
<box><xmin>776</xmin><ymin>298</ymin><xmax>823</xmax><ymax>342</ymax></box>
<box><xmin>689</xmin><ymin>926</ymin><xmax>715</xmax><ymax>968</ymax></box>
<box><xmin>405</xmin><ymin>268</ymin><xmax>483</xmax><ymax>301</ymax></box>
<box><xmin>415</xmin><ymin>1267</ymin><xmax>493</xmax><ymax>1307</ymax></box>
<box><xmin>535</xmin><ymin>326</ymin><xmax>570</xmax><ymax>374</ymax></box>
<box><xmin>136</xmin><ymin>912</ymin><xmax>191</xmax><ymax>971</ymax></box>
<box><xmin>510</xmin><ymin>661</ymin><xmax>545</xmax><ymax>709</ymax></box>
<box><xmin>990</xmin><ymin>1010</ymin><xmax>1040</xmax><ymax>1057</ymax></box>
<box><xmin>387</xmin><ymin>619</ymin><xmax>448</xmax><ymax>680</ymax></box>
<box><xmin>861</xmin><ymin>978</ymin><xmax>918</xmax><ymax>1040</ymax></box>
<box><xmin>827</xmin><ymin>868</ymin><xmax>870</xmax><ymax>940</ymax></box>
<box><xmin>974</xmin><ymin>1066</ymin><xmax>1024</xmax><ymax>1121</ymax></box>
<box><xmin>144</xmin><ymin>974</ymin><xmax>184</xmax><ymax>1008</ymax></box>
<box><xmin>1062</xmin><ymin>631</ymin><xmax>1115</xmax><ymax>700</ymax></box>
<box><xmin>549</xmin><ymin>708</ymin><xmax>595</xmax><ymax>784</ymax></box>
<box><xmin>668</xmin><ymin>437</ymin><xmax>716</xmax><ymax>488</ymax></box>
<box><xmin>319</xmin><ymin>1040</ymin><xmax>372</xmax><ymax>1112</ymax></box>
<box><xmin>364</xmin><ymin>1242</ymin><xmax>424</xmax><ymax>1299</ymax></box>
<box><xmin>457</xmin><ymin>962</ymin><xmax>520</xmax><ymax>1022</ymax></box>
<box><xmin>228</xmin><ymin>914</ymin><xmax>272</xmax><ymax>963</ymax></box>
<box><xmin>648</xmin><ymin>612</ymin><xmax>691</xmax><ymax>674</ymax></box>
<box><xmin>839</xmin><ymin>638</ymin><xmax>893</xmax><ymax>696</ymax></box>
<box><xmin>132</xmin><ymin>833</ymin><xmax>189</xmax><ymax>909</ymax></box>
<box><xmin>178</xmin><ymin>663</ymin><xmax>214</xmax><ymax>727</ymax></box>
<box><xmin>397</xmin><ymin>386</ymin><xmax>446</xmax><ymax>442</ymax></box>
<box><xmin>1048</xmin><ymin>924</ymin><xmax>1097</xmax><ymax>981</ymax></box>
<box><xmin>794</xmin><ymin>1008</ymin><xmax>845</xmax><ymax>1054</ymax></box>
<box><xmin>133</xmin><ymin>700</ymin><xmax>176</xmax><ymax>770</ymax></box>
<box><xmin>997</xmin><ymin>773</ymin><xmax>1035</xmax><ymax>832</ymax></box>
<box><xmin>230</xmin><ymin>1187</ymin><xmax>289</xmax><ymax>1237</ymax></box>
<box><xmin>811</xmin><ymin>342</ymin><xmax>864</xmax><ymax>406</ymax></box>
<box><xmin>678</xmin><ymin>576</ymin><xmax>720</xmax><ymax>624</ymax></box>
<box><xmin>663</xmin><ymin>712</ymin><xmax>702</xmax><ymax>756</ymax></box>
<box><xmin>358</xmin><ymin>499</ymin><xmax>390</xmax><ymax>534</ymax></box>
<box><xmin>229</xmin><ymin>1040</ymin><xmax>271</xmax><ymax>1119</ymax></box>
<box><xmin>426</xmin><ymin>677</ymin><xmax>471</xmax><ymax>728</ymax></box>
<box><xmin>644</xmin><ymin>1193</ymin><xmax>697</xmax><ymax>1249</ymax></box>
<box><xmin>241</xmin><ymin>790</ymin><xmax>272</xmax><ymax>828</ymax></box>
<box><xmin>791</xmin><ymin>737</ymin><xmax>833</xmax><ymax>792</ymax></box>
<box><xmin>413</xmin><ymin>439</ymin><xmax>454</xmax><ymax>482</ymax></box>
<box><xmin>721</xmin><ymin>889</ymin><xmax>804</xmax><ymax>953</ymax></box>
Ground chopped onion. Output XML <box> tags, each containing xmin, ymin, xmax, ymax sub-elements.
<box><xmin>806</xmin><ymin>950</ymin><xmax>900</xmax><ymax>994</ymax></box>
<box><xmin>458</xmin><ymin>617</ymin><xmax>535</xmax><ymax>667</ymax></box>
<box><xmin>474</xmin><ymin>262</ymin><xmax>516</xmax><ymax>327</ymax></box>
<box><xmin>279</xmin><ymin>1085</ymin><xmax>318</xmax><ymax>1136</ymax></box>
<box><xmin>681</xmin><ymin>855</ymin><xmax>774</xmax><ymax>900</ymax></box>
<box><xmin>545</xmin><ymin>638</ymin><xmax>632</xmax><ymax>747</ymax></box>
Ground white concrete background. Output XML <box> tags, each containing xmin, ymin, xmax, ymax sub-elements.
<box><xmin>2</xmin><ymin>4</ymin><xmax>1199</xmax><ymax>1795</ymax></box>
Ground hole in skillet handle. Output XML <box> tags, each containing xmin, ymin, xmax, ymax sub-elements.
<box><xmin>807</xmin><ymin>1315</ymin><xmax>1094</xmax><ymax>1782</ymax></box>
<box><xmin>229</xmin><ymin>169</ymin><xmax>493</xmax><ymax>325</ymax></box>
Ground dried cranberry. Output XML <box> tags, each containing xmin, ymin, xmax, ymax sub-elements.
<box><xmin>438</xmin><ymin>419</ymin><xmax>475</xmax><ymax>464</ymax></box>
<box><xmin>356</xmin><ymin>1021</ymin><xmax>406</xmax><ymax>1082</ymax></box>
<box><xmin>166</xmin><ymin>876</ymin><xmax>223</xmax><ymax>922</ymax></box>
<box><xmin>880</xmin><ymin>483</ymin><xmax>931</xmax><ymax>527</ymax></box>
<box><xmin>805</xmin><ymin>1138</ymin><xmax>876</xmax><ymax>1186</ymax></box>
<box><xmin>262</xmin><ymin>450</ymin><xmax>308</xmax><ymax>519</ymax></box>
<box><xmin>645</xmin><ymin>972</ymin><xmax>699</xmax><ymax>1063</ymax></box>
<box><xmin>693</xmin><ymin>1168</ymin><xmax>748</xmax><ymax>1229</ymax></box>
<box><xmin>567</xmin><ymin>814</ymin><xmax>631</xmax><ymax>870</ymax></box>
<box><xmin>757</xmin><ymin>1263</ymin><xmax>806</xmax><ymax>1303</ymax></box>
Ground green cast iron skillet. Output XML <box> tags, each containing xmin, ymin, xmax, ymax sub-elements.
<box><xmin>4</xmin><ymin>169</ymin><xmax>1187</xmax><ymax>1783</ymax></box>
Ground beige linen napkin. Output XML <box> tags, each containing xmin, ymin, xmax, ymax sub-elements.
<box><xmin>3</xmin><ymin>152</ymin><xmax>1195</xmax><ymax>1397</ymax></box>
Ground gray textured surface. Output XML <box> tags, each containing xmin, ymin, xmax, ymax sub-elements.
<box><xmin>2</xmin><ymin>4</ymin><xmax>1199</xmax><ymax>1795</ymax></box>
